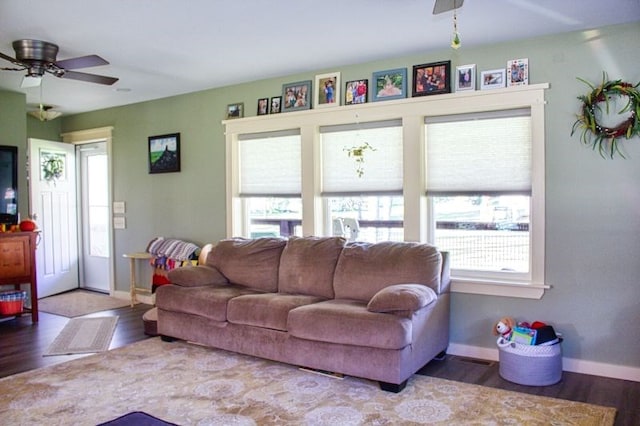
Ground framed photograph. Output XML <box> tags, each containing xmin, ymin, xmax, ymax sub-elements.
<box><xmin>455</xmin><ymin>64</ymin><xmax>476</xmax><ymax>92</ymax></box>
<box><xmin>148</xmin><ymin>133</ymin><xmax>180</xmax><ymax>174</ymax></box>
<box><xmin>257</xmin><ymin>98</ymin><xmax>269</xmax><ymax>116</ymax></box>
<box><xmin>282</xmin><ymin>80</ymin><xmax>312</xmax><ymax>112</ymax></box>
<box><xmin>412</xmin><ymin>61</ymin><xmax>451</xmax><ymax>97</ymax></box>
<box><xmin>507</xmin><ymin>58</ymin><xmax>529</xmax><ymax>86</ymax></box>
<box><xmin>270</xmin><ymin>96</ymin><xmax>282</xmax><ymax>114</ymax></box>
<box><xmin>372</xmin><ymin>68</ymin><xmax>407</xmax><ymax>102</ymax></box>
<box><xmin>480</xmin><ymin>69</ymin><xmax>506</xmax><ymax>90</ymax></box>
<box><xmin>226</xmin><ymin>103</ymin><xmax>244</xmax><ymax>119</ymax></box>
<box><xmin>345</xmin><ymin>79</ymin><xmax>368</xmax><ymax>105</ymax></box>
<box><xmin>314</xmin><ymin>72</ymin><xmax>341</xmax><ymax>108</ymax></box>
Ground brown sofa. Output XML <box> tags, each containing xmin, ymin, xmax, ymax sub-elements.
<box><xmin>155</xmin><ymin>236</ymin><xmax>450</xmax><ymax>392</ymax></box>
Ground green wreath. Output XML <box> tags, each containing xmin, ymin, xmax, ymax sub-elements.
<box><xmin>42</xmin><ymin>155</ymin><xmax>64</xmax><ymax>182</ymax></box>
<box><xmin>571</xmin><ymin>73</ymin><xmax>640</xmax><ymax>159</ymax></box>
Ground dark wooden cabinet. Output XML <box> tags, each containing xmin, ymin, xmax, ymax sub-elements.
<box><xmin>0</xmin><ymin>232</ymin><xmax>38</xmax><ymax>322</ymax></box>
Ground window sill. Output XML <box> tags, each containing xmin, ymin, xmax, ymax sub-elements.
<box><xmin>451</xmin><ymin>278</ymin><xmax>549</xmax><ymax>299</ymax></box>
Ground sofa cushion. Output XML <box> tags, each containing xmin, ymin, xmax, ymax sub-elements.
<box><xmin>333</xmin><ymin>241</ymin><xmax>442</xmax><ymax>302</ymax></box>
<box><xmin>287</xmin><ymin>300</ymin><xmax>412</xmax><ymax>350</ymax></box>
<box><xmin>367</xmin><ymin>284</ymin><xmax>437</xmax><ymax>315</ymax></box>
<box><xmin>227</xmin><ymin>293</ymin><xmax>325</xmax><ymax>331</ymax></box>
<box><xmin>168</xmin><ymin>265</ymin><xmax>229</xmax><ymax>287</ymax></box>
<box><xmin>210</xmin><ymin>238</ymin><xmax>287</xmax><ymax>292</ymax></box>
<box><xmin>156</xmin><ymin>284</ymin><xmax>261</xmax><ymax>321</ymax></box>
<box><xmin>278</xmin><ymin>236</ymin><xmax>346</xmax><ymax>298</ymax></box>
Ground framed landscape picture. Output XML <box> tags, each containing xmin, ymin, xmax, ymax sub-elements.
<box><xmin>455</xmin><ymin>64</ymin><xmax>476</xmax><ymax>92</ymax></box>
<box><xmin>226</xmin><ymin>103</ymin><xmax>244</xmax><ymax>119</ymax></box>
<box><xmin>314</xmin><ymin>72</ymin><xmax>340</xmax><ymax>108</ymax></box>
<box><xmin>282</xmin><ymin>80</ymin><xmax>312</xmax><ymax>112</ymax></box>
<box><xmin>148</xmin><ymin>133</ymin><xmax>180</xmax><ymax>174</ymax></box>
<box><xmin>345</xmin><ymin>79</ymin><xmax>368</xmax><ymax>105</ymax></box>
<box><xmin>480</xmin><ymin>69</ymin><xmax>506</xmax><ymax>90</ymax></box>
<box><xmin>412</xmin><ymin>61</ymin><xmax>451</xmax><ymax>96</ymax></box>
<box><xmin>372</xmin><ymin>68</ymin><xmax>407</xmax><ymax>102</ymax></box>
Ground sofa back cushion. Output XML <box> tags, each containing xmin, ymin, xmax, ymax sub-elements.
<box><xmin>278</xmin><ymin>236</ymin><xmax>346</xmax><ymax>298</ymax></box>
<box><xmin>209</xmin><ymin>237</ymin><xmax>287</xmax><ymax>292</ymax></box>
<box><xmin>333</xmin><ymin>241</ymin><xmax>442</xmax><ymax>302</ymax></box>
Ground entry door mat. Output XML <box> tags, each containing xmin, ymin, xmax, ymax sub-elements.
<box><xmin>44</xmin><ymin>316</ymin><xmax>119</xmax><ymax>356</ymax></box>
<box><xmin>38</xmin><ymin>290</ymin><xmax>129</xmax><ymax>317</ymax></box>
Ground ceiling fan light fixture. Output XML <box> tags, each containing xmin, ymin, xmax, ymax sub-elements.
<box><xmin>21</xmin><ymin>75</ymin><xmax>42</xmax><ymax>88</ymax></box>
<box><xmin>28</xmin><ymin>105</ymin><xmax>62</xmax><ymax>122</ymax></box>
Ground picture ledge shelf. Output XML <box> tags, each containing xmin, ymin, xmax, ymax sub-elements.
<box><xmin>223</xmin><ymin>83</ymin><xmax>550</xmax><ymax>126</ymax></box>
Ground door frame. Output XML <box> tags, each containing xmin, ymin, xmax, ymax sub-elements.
<box><xmin>61</xmin><ymin>126</ymin><xmax>115</xmax><ymax>295</ymax></box>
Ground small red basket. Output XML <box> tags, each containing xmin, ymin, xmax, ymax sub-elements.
<box><xmin>0</xmin><ymin>291</ymin><xmax>27</xmax><ymax>315</ymax></box>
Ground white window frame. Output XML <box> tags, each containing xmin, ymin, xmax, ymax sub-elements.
<box><xmin>224</xmin><ymin>84</ymin><xmax>549</xmax><ymax>298</ymax></box>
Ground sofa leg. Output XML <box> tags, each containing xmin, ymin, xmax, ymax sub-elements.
<box><xmin>434</xmin><ymin>349</ymin><xmax>447</xmax><ymax>361</ymax></box>
<box><xmin>379</xmin><ymin>379</ymin><xmax>407</xmax><ymax>393</ymax></box>
<box><xmin>160</xmin><ymin>335</ymin><xmax>176</xmax><ymax>342</ymax></box>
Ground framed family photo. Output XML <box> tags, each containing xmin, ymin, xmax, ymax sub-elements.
<box><xmin>455</xmin><ymin>64</ymin><xmax>476</xmax><ymax>92</ymax></box>
<box><xmin>412</xmin><ymin>61</ymin><xmax>451</xmax><ymax>96</ymax></box>
<box><xmin>270</xmin><ymin>96</ymin><xmax>282</xmax><ymax>114</ymax></box>
<box><xmin>148</xmin><ymin>133</ymin><xmax>180</xmax><ymax>174</ymax></box>
<box><xmin>345</xmin><ymin>79</ymin><xmax>368</xmax><ymax>105</ymax></box>
<box><xmin>507</xmin><ymin>58</ymin><xmax>529</xmax><ymax>86</ymax></box>
<box><xmin>372</xmin><ymin>68</ymin><xmax>407</xmax><ymax>102</ymax></box>
<box><xmin>257</xmin><ymin>98</ymin><xmax>269</xmax><ymax>116</ymax></box>
<box><xmin>226</xmin><ymin>103</ymin><xmax>244</xmax><ymax>119</ymax></box>
<box><xmin>314</xmin><ymin>72</ymin><xmax>341</xmax><ymax>108</ymax></box>
<box><xmin>480</xmin><ymin>69</ymin><xmax>506</xmax><ymax>90</ymax></box>
<box><xmin>282</xmin><ymin>80</ymin><xmax>312</xmax><ymax>112</ymax></box>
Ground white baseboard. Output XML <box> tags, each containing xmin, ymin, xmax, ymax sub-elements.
<box><xmin>448</xmin><ymin>342</ymin><xmax>640</xmax><ymax>383</ymax></box>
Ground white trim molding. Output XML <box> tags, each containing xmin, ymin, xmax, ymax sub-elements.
<box><xmin>448</xmin><ymin>342</ymin><xmax>640</xmax><ymax>383</ymax></box>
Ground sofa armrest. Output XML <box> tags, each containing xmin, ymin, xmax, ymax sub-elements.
<box><xmin>367</xmin><ymin>284</ymin><xmax>437</xmax><ymax>314</ymax></box>
<box><xmin>167</xmin><ymin>265</ymin><xmax>228</xmax><ymax>287</ymax></box>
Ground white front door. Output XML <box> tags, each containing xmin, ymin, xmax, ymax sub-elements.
<box><xmin>28</xmin><ymin>138</ymin><xmax>79</xmax><ymax>298</ymax></box>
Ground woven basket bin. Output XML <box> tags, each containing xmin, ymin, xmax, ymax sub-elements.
<box><xmin>498</xmin><ymin>338</ymin><xmax>562</xmax><ymax>386</ymax></box>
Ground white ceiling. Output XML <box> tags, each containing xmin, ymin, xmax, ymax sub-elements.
<box><xmin>1</xmin><ymin>0</ymin><xmax>639</xmax><ymax>116</ymax></box>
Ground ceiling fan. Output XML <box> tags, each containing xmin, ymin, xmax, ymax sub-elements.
<box><xmin>433</xmin><ymin>0</ymin><xmax>464</xmax><ymax>14</ymax></box>
<box><xmin>0</xmin><ymin>39</ymin><xmax>118</xmax><ymax>87</ymax></box>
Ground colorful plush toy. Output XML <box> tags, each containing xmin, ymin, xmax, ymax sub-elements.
<box><xmin>493</xmin><ymin>317</ymin><xmax>515</xmax><ymax>341</ymax></box>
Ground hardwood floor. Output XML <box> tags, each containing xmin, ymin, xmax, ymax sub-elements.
<box><xmin>1</xmin><ymin>306</ymin><xmax>638</xmax><ymax>425</ymax></box>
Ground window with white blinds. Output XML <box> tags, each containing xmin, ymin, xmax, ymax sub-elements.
<box><xmin>321</xmin><ymin>120</ymin><xmax>403</xmax><ymax>195</ymax></box>
<box><xmin>239</xmin><ymin>130</ymin><xmax>301</xmax><ymax>196</ymax></box>
<box><xmin>425</xmin><ymin>109</ymin><xmax>531</xmax><ymax>195</ymax></box>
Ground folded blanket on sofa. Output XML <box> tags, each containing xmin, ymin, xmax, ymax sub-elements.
<box><xmin>147</xmin><ymin>237</ymin><xmax>200</xmax><ymax>292</ymax></box>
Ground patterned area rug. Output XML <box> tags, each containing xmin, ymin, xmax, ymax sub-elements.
<box><xmin>44</xmin><ymin>316</ymin><xmax>119</xmax><ymax>356</ymax></box>
<box><xmin>0</xmin><ymin>338</ymin><xmax>616</xmax><ymax>425</ymax></box>
<box><xmin>38</xmin><ymin>290</ymin><xmax>130</xmax><ymax>317</ymax></box>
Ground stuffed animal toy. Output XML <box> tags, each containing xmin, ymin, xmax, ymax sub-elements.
<box><xmin>493</xmin><ymin>317</ymin><xmax>515</xmax><ymax>341</ymax></box>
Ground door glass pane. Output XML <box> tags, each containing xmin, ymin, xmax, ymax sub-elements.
<box><xmin>87</xmin><ymin>154</ymin><xmax>109</xmax><ymax>257</ymax></box>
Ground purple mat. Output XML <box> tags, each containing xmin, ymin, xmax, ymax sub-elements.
<box><xmin>97</xmin><ymin>411</ymin><xmax>179</xmax><ymax>426</ymax></box>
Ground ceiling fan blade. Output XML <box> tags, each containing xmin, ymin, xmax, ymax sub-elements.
<box><xmin>55</xmin><ymin>54</ymin><xmax>109</xmax><ymax>70</ymax></box>
<box><xmin>433</xmin><ymin>0</ymin><xmax>464</xmax><ymax>14</ymax></box>
<box><xmin>59</xmin><ymin>70</ymin><xmax>119</xmax><ymax>85</ymax></box>
<box><xmin>0</xmin><ymin>51</ymin><xmax>21</xmax><ymax>66</ymax></box>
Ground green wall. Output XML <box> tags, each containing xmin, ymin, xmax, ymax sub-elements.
<box><xmin>0</xmin><ymin>90</ymin><xmax>28</xmax><ymax>221</ymax></box>
<box><xmin>43</xmin><ymin>21</ymin><xmax>640</xmax><ymax>369</ymax></box>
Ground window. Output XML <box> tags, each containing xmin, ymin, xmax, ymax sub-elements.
<box><xmin>238</xmin><ymin>130</ymin><xmax>301</xmax><ymax>238</ymax></box>
<box><xmin>321</xmin><ymin>121</ymin><xmax>403</xmax><ymax>242</ymax></box>
<box><xmin>425</xmin><ymin>109</ymin><xmax>537</xmax><ymax>282</ymax></box>
<box><xmin>225</xmin><ymin>84</ymin><xmax>547</xmax><ymax>297</ymax></box>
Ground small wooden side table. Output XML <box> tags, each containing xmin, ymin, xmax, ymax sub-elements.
<box><xmin>122</xmin><ymin>252</ymin><xmax>152</xmax><ymax>307</ymax></box>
